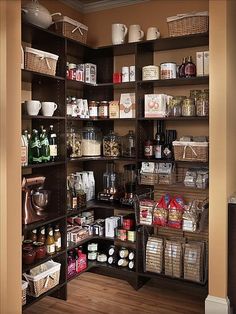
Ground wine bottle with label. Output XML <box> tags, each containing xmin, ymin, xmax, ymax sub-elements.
<box><xmin>154</xmin><ymin>121</ymin><xmax>165</xmax><ymax>160</ymax></box>
<box><xmin>40</xmin><ymin>129</ymin><xmax>50</xmax><ymax>163</ymax></box>
<box><xmin>48</xmin><ymin>125</ymin><xmax>58</xmax><ymax>162</ymax></box>
<box><xmin>30</xmin><ymin>129</ymin><xmax>42</xmax><ymax>164</ymax></box>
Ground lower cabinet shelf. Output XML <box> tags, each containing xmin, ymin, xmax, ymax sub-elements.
<box><xmin>22</xmin><ymin>282</ymin><xmax>66</xmax><ymax>310</ymax></box>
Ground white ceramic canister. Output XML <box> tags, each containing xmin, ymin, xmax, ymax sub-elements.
<box><xmin>160</xmin><ymin>62</ymin><xmax>177</xmax><ymax>79</ymax></box>
<box><xmin>142</xmin><ymin>65</ymin><xmax>159</xmax><ymax>81</ymax></box>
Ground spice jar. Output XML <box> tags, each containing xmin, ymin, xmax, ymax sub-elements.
<box><xmin>22</xmin><ymin>247</ymin><xmax>36</xmax><ymax>265</ymax></box>
<box><xmin>98</xmin><ymin>101</ymin><xmax>109</xmax><ymax>119</ymax></box>
<box><xmin>82</xmin><ymin>123</ymin><xmax>102</xmax><ymax>156</ymax></box>
<box><xmin>182</xmin><ymin>98</ymin><xmax>196</xmax><ymax>116</ymax></box>
<box><xmin>190</xmin><ymin>90</ymin><xmax>201</xmax><ymax>105</ymax></box>
<box><xmin>34</xmin><ymin>242</ymin><xmax>47</xmax><ymax>260</ymax></box>
<box><xmin>196</xmin><ymin>91</ymin><xmax>209</xmax><ymax>116</ymax></box>
<box><xmin>103</xmin><ymin>130</ymin><xmax>121</xmax><ymax>157</ymax></box>
<box><xmin>89</xmin><ymin>101</ymin><xmax>99</xmax><ymax>119</ymax></box>
<box><xmin>22</xmin><ymin>239</ymin><xmax>33</xmax><ymax>249</ymax></box>
<box><xmin>67</xmin><ymin>127</ymin><xmax>82</xmax><ymax>158</ymax></box>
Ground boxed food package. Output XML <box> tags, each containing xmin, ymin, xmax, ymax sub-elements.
<box><xmin>120</xmin><ymin>93</ymin><xmax>135</xmax><ymax>118</ymax></box>
<box><xmin>196</xmin><ymin>52</ymin><xmax>204</xmax><ymax>76</ymax></box>
<box><xmin>153</xmin><ymin>194</ymin><xmax>171</xmax><ymax>226</ymax></box>
<box><xmin>105</xmin><ymin>217</ymin><xmax>120</xmax><ymax>238</ymax></box>
<box><xmin>85</xmin><ymin>63</ymin><xmax>97</xmax><ymax>84</ymax></box>
<box><xmin>144</xmin><ymin>94</ymin><xmax>167</xmax><ymax>118</ymax></box>
<box><xmin>204</xmin><ymin>51</ymin><xmax>209</xmax><ymax>76</ymax></box>
<box><xmin>184</xmin><ymin>242</ymin><xmax>204</xmax><ymax>282</ymax></box>
<box><xmin>139</xmin><ymin>199</ymin><xmax>154</xmax><ymax>225</ymax></box>
<box><xmin>165</xmin><ymin>240</ymin><xmax>183</xmax><ymax>278</ymax></box>
<box><xmin>145</xmin><ymin>237</ymin><xmax>164</xmax><ymax>273</ymax></box>
<box><xmin>109</xmin><ymin>101</ymin><xmax>119</xmax><ymax>119</ymax></box>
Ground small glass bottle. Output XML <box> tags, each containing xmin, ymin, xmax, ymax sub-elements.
<box><xmin>178</xmin><ymin>57</ymin><xmax>186</xmax><ymax>78</ymax></box>
<box><xmin>54</xmin><ymin>225</ymin><xmax>62</xmax><ymax>252</ymax></box>
<box><xmin>122</xmin><ymin>130</ymin><xmax>136</xmax><ymax>158</ymax></box>
<box><xmin>29</xmin><ymin>229</ymin><xmax>37</xmax><ymax>242</ymax></box>
<box><xmin>37</xmin><ymin>226</ymin><xmax>46</xmax><ymax>244</ymax></box>
<box><xmin>46</xmin><ymin>226</ymin><xmax>56</xmax><ymax>255</ymax></box>
<box><xmin>184</xmin><ymin>56</ymin><xmax>196</xmax><ymax>78</ymax></box>
<box><xmin>144</xmin><ymin>139</ymin><xmax>154</xmax><ymax>159</ymax></box>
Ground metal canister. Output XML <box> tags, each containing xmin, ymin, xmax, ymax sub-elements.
<box><xmin>160</xmin><ymin>62</ymin><xmax>177</xmax><ymax>79</ymax></box>
<box><xmin>142</xmin><ymin>65</ymin><xmax>159</xmax><ymax>80</ymax></box>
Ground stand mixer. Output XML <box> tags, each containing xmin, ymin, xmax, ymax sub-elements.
<box><xmin>22</xmin><ymin>176</ymin><xmax>49</xmax><ymax>225</ymax></box>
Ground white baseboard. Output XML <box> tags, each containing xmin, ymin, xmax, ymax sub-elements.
<box><xmin>205</xmin><ymin>295</ymin><xmax>231</xmax><ymax>314</ymax></box>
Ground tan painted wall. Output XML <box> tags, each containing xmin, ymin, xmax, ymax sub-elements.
<box><xmin>0</xmin><ymin>1</ymin><xmax>21</xmax><ymax>313</ymax></box>
<box><xmin>84</xmin><ymin>0</ymin><xmax>209</xmax><ymax>46</ymax></box>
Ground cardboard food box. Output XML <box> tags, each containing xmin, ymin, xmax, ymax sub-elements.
<box><xmin>144</xmin><ymin>94</ymin><xmax>167</xmax><ymax>117</ymax></box>
<box><xmin>85</xmin><ymin>63</ymin><xmax>97</xmax><ymax>84</ymax></box>
<box><xmin>109</xmin><ymin>101</ymin><xmax>120</xmax><ymax>119</ymax></box>
<box><xmin>119</xmin><ymin>93</ymin><xmax>135</xmax><ymax>118</ymax></box>
<box><xmin>203</xmin><ymin>51</ymin><xmax>209</xmax><ymax>76</ymax></box>
<box><xmin>196</xmin><ymin>52</ymin><xmax>204</xmax><ymax>76</ymax></box>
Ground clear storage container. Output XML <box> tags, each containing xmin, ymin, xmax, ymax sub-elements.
<box><xmin>103</xmin><ymin>130</ymin><xmax>121</xmax><ymax>157</ymax></box>
<box><xmin>67</xmin><ymin>127</ymin><xmax>82</xmax><ymax>158</ymax></box>
<box><xmin>82</xmin><ymin>123</ymin><xmax>102</xmax><ymax>156</ymax></box>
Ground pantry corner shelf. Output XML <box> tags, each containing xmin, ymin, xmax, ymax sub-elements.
<box><xmin>22</xmin><ymin>115</ymin><xmax>66</xmax><ymax>120</ymax></box>
<box><xmin>22</xmin><ymin>214</ymin><xmax>66</xmax><ymax>232</ymax></box>
<box><xmin>137</xmin><ymin>76</ymin><xmax>209</xmax><ymax>87</ymax></box>
<box><xmin>68</xmin><ymin>157</ymin><xmax>137</xmax><ymax>162</ymax></box>
<box><xmin>22</xmin><ymin>161</ymin><xmax>66</xmax><ymax>169</ymax></box>
<box><xmin>22</xmin><ymin>69</ymin><xmax>65</xmax><ymax>83</ymax></box>
<box><xmin>138</xmin><ymin>116</ymin><xmax>209</xmax><ymax>121</ymax></box>
<box><xmin>22</xmin><ymin>249</ymin><xmax>66</xmax><ymax>273</ymax></box>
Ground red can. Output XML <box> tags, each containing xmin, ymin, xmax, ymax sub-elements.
<box><xmin>123</xmin><ymin>218</ymin><xmax>134</xmax><ymax>231</ymax></box>
<box><xmin>113</xmin><ymin>72</ymin><xmax>122</xmax><ymax>84</ymax></box>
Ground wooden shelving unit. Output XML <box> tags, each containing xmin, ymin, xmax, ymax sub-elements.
<box><xmin>21</xmin><ymin>21</ymin><xmax>209</xmax><ymax>310</ymax></box>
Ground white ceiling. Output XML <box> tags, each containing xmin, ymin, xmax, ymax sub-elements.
<box><xmin>59</xmin><ymin>0</ymin><xmax>149</xmax><ymax>13</ymax></box>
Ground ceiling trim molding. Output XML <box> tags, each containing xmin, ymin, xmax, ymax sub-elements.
<box><xmin>59</xmin><ymin>0</ymin><xmax>150</xmax><ymax>14</ymax></box>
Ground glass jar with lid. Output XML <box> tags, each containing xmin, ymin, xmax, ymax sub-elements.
<box><xmin>67</xmin><ymin>127</ymin><xmax>82</xmax><ymax>158</ymax></box>
<box><xmin>103</xmin><ymin>130</ymin><xmax>121</xmax><ymax>157</ymax></box>
<box><xmin>98</xmin><ymin>101</ymin><xmax>109</xmax><ymax>119</ymax></box>
<box><xmin>122</xmin><ymin>130</ymin><xmax>136</xmax><ymax>157</ymax></box>
<box><xmin>196</xmin><ymin>91</ymin><xmax>209</xmax><ymax>116</ymax></box>
<box><xmin>82</xmin><ymin>123</ymin><xmax>102</xmax><ymax>156</ymax></box>
<box><xmin>182</xmin><ymin>98</ymin><xmax>196</xmax><ymax>116</ymax></box>
<box><xmin>89</xmin><ymin>100</ymin><xmax>99</xmax><ymax>119</ymax></box>
<box><xmin>167</xmin><ymin>96</ymin><xmax>184</xmax><ymax>117</ymax></box>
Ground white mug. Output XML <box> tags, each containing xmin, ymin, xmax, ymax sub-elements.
<box><xmin>146</xmin><ymin>27</ymin><xmax>160</xmax><ymax>40</ymax></box>
<box><xmin>112</xmin><ymin>23</ymin><xmax>128</xmax><ymax>45</ymax></box>
<box><xmin>128</xmin><ymin>24</ymin><xmax>144</xmax><ymax>43</ymax></box>
<box><xmin>25</xmin><ymin>100</ymin><xmax>41</xmax><ymax>116</ymax></box>
<box><xmin>41</xmin><ymin>102</ymin><xmax>57</xmax><ymax>116</ymax></box>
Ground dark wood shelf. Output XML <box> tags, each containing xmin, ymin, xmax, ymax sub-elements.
<box><xmin>138</xmin><ymin>158</ymin><xmax>208</xmax><ymax>166</ymax></box>
<box><xmin>22</xmin><ymin>282</ymin><xmax>66</xmax><ymax>310</ymax></box>
<box><xmin>138</xmin><ymin>271</ymin><xmax>207</xmax><ymax>286</ymax></box>
<box><xmin>22</xmin><ymin>250</ymin><xmax>66</xmax><ymax>273</ymax></box>
<box><xmin>68</xmin><ymin>156</ymin><xmax>136</xmax><ymax>162</ymax></box>
<box><xmin>22</xmin><ymin>115</ymin><xmax>65</xmax><ymax>120</ymax></box>
<box><xmin>138</xmin><ymin>116</ymin><xmax>209</xmax><ymax>121</ymax></box>
<box><xmin>66</xmin><ymin>117</ymin><xmax>136</xmax><ymax>121</ymax></box>
<box><xmin>22</xmin><ymin>69</ymin><xmax>64</xmax><ymax>82</ymax></box>
<box><xmin>22</xmin><ymin>214</ymin><xmax>66</xmax><ymax>232</ymax></box>
<box><xmin>98</xmin><ymin>33</ymin><xmax>208</xmax><ymax>54</ymax></box>
<box><xmin>22</xmin><ymin>161</ymin><xmax>65</xmax><ymax>169</ymax></box>
<box><xmin>67</xmin><ymin>236</ymin><xmax>136</xmax><ymax>251</ymax></box>
<box><xmin>137</xmin><ymin>76</ymin><xmax>209</xmax><ymax>87</ymax></box>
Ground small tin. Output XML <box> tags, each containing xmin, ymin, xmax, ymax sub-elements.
<box><xmin>88</xmin><ymin>251</ymin><xmax>97</xmax><ymax>260</ymax></box>
<box><xmin>127</xmin><ymin>231</ymin><xmax>136</xmax><ymax>242</ymax></box>
<box><xmin>142</xmin><ymin>65</ymin><xmax>159</xmax><ymax>80</ymax></box>
<box><xmin>160</xmin><ymin>62</ymin><xmax>177</xmax><ymax>79</ymax></box>
<box><xmin>117</xmin><ymin>228</ymin><xmax>127</xmax><ymax>241</ymax></box>
<box><xmin>113</xmin><ymin>72</ymin><xmax>122</xmax><ymax>83</ymax></box>
<box><xmin>87</xmin><ymin>242</ymin><xmax>98</xmax><ymax>252</ymax></box>
<box><xmin>123</xmin><ymin>218</ymin><xmax>134</xmax><ymax>231</ymax></box>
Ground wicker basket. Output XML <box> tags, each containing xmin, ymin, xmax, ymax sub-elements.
<box><xmin>167</xmin><ymin>11</ymin><xmax>209</xmax><ymax>37</ymax></box>
<box><xmin>25</xmin><ymin>47</ymin><xmax>59</xmax><ymax>76</ymax></box>
<box><xmin>23</xmin><ymin>261</ymin><xmax>61</xmax><ymax>298</ymax></box>
<box><xmin>52</xmin><ymin>16</ymin><xmax>88</xmax><ymax>44</ymax></box>
<box><xmin>173</xmin><ymin>141</ymin><xmax>208</xmax><ymax>162</ymax></box>
<box><xmin>139</xmin><ymin>172</ymin><xmax>158</xmax><ymax>185</ymax></box>
<box><xmin>22</xmin><ymin>280</ymin><xmax>28</xmax><ymax>306</ymax></box>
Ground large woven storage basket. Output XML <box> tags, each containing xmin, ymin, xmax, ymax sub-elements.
<box><xmin>53</xmin><ymin>16</ymin><xmax>88</xmax><ymax>44</ymax></box>
<box><xmin>25</xmin><ymin>47</ymin><xmax>59</xmax><ymax>76</ymax></box>
<box><xmin>23</xmin><ymin>261</ymin><xmax>61</xmax><ymax>298</ymax></box>
<box><xmin>173</xmin><ymin>141</ymin><xmax>208</xmax><ymax>162</ymax></box>
<box><xmin>22</xmin><ymin>280</ymin><xmax>28</xmax><ymax>306</ymax></box>
<box><xmin>167</xmin><ymin>11</ymin><xmax>209</xmax><ymax>37</ymax></box>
